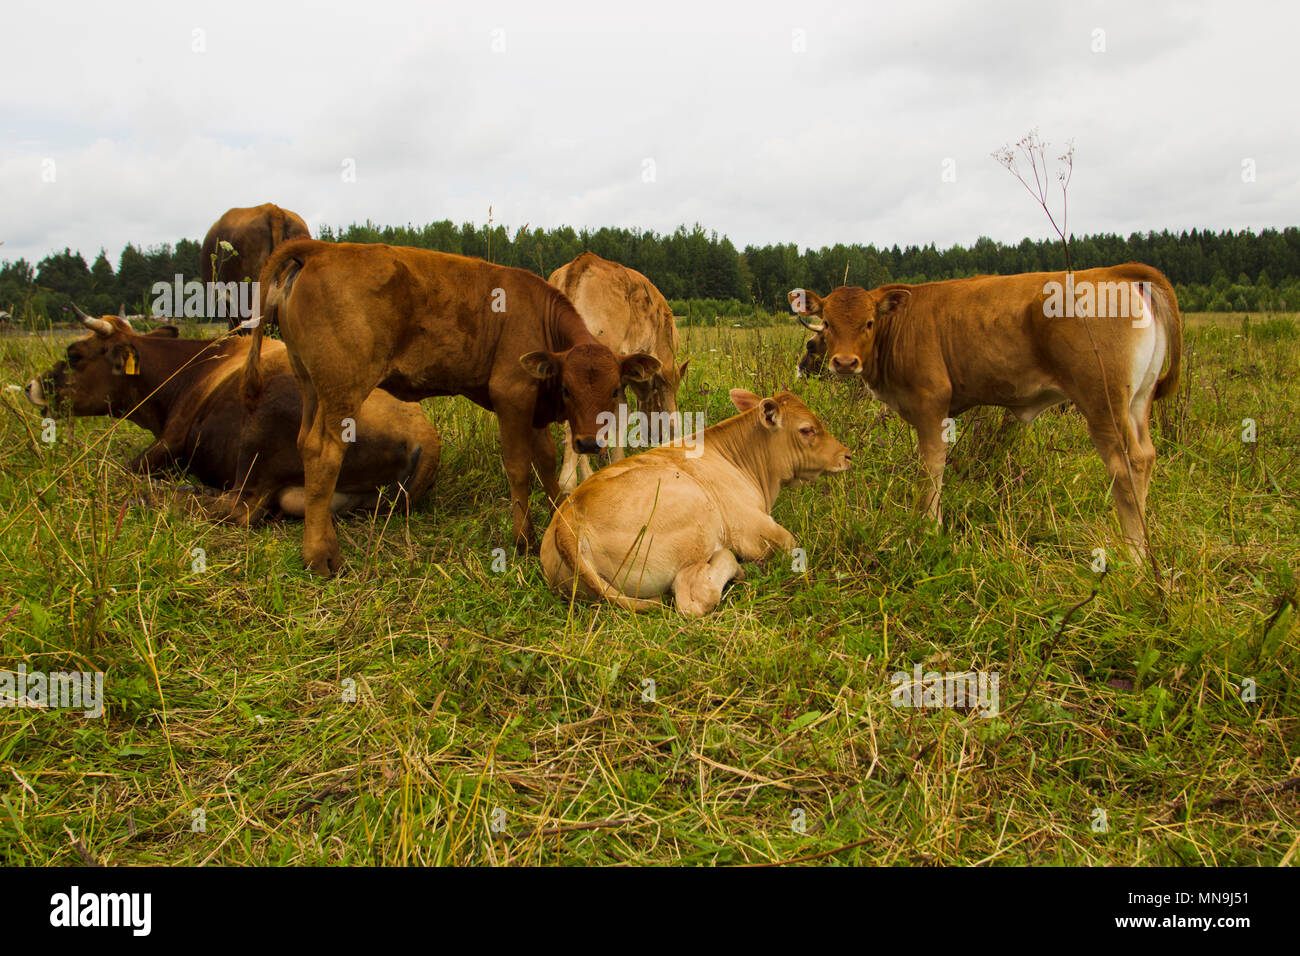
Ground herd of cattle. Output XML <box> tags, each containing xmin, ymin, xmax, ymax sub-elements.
<box><xmin>24</xmin><ymin>203</ymin><xmax>1183</xmax><ymax>615</ymax></box>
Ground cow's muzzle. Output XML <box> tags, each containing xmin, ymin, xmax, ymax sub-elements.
<box><xmin>24</xmin><ymin>378</ymin><xmax>48</xmax><ymax>409</ymax></box>
<box><xmin>574</xmin><ymin>436</ymin><xmax>601</xmax><ymax>455</ymax></box>
<box><xmin>830</xmin><ymin>354</ymin><xmax>862</xmax><ymax>375</ymax></box>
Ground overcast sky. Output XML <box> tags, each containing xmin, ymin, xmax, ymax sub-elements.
<box><xmin>2</xmin><ymin>0</ymin><xmax>1296</xmax><ymax>267</ymax></box>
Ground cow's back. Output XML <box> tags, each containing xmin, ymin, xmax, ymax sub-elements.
<box><xmin>202</xmin><ymin>203</ymin><xmax>311</xmax><ymax>284</ymax></box>
<box><xmin>269</xmin><ymin>240</ymin><xmax>576</xmax><ymax>401</ymax></box>
<box><xmin>871</xmin><ymin>265</ymin><xmax>1177</xmax><ymax>412</ymax></box>
<box><xmin>549</xmin><ymin>253</ymin><xmax>678</xmax><ymax>361</ymax></box>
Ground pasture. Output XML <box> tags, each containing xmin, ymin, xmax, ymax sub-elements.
<box><xmin>0</xmin><ymin>314</ymin><xmax>1295</xmax><ymax>866</ymax></box>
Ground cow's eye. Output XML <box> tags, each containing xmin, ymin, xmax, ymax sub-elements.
<box><xmin>561</xmin><ymin>385</ymin><xmax>571</xmax><ymax>400</ymax></box>
<box><xmin>65</xmin><ymin>346</ymin><xmax>82</xmax><ymax>365</ymax></box>
<box><xmin>612</xmin><ymin>388</ymin><xmax>619</xmax><ymax>398</ymax></box>
<box><xmin>799</xmin><ymin>425</ymin><xmax>816</xmax><ymax>437</ymax></box>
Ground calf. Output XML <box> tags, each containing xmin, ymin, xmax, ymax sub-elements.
<box><xmin>28</xmin><ymin>306</ymin><xmax>439</xmax><ymax>522</ymax></box>
<box><xmin>790</xmin><ymin>265</ymin><xmax>1183</xmax><ymax>557</ymax></box>
<box><xmin>796</xmin><ymin>330</ymin><xmax>828</xmax><ymax>378</ymax></box>
<box><xmin>540</xmin><ymin>390</ymin><xmax>851</xmax><ymax>616</ymax></box>
<box><xmin>548</xmin><ymin>252</ymin><xmax>688</xmax><ymax>493</ymax></box>
<box><xmin>241</xmin><ymin>240</ymin><xmax>661</xmax><ymax>575</ymax></box>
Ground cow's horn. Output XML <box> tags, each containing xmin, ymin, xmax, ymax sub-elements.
<box><xmin>72</xmin><ymin>303</ymin><xmax>114</xmax><ymax>336</ymax></box>
<box><xmin>796</xmin><ymin>314</ymin><xmax>825</xmax><ymax>333</ymax></box>
<box><xmin>117</xmin><ymin>303</ymin><xmax>133</xmax><ymax>330</ymax></box>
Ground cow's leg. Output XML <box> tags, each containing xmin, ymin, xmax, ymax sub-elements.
<box><xmin>290</xmin><ymin>351</ymin><xmax>318</xmax><ymax>454</ymax></box>
<box><xmin>288</xmin><ymin>360</ymin><xmax>350</xmax><ymax>573</ymax></box>
<box><xmin>194</xmin><ymin>488</ymin><xmax>273</xmax><ymax>526</ymax></box>
<box><xmin>130</xmin><ymin>421</ymin><xmax>189</xmax><ymax>475</ymax></box>
<box><xmin>911</xmin><ymin>412</ymin><xmax>951</xmax><ymax>525</ymax></box>
<box><xmin>559</xmin><ymin>420</ymin><xmax>598</xmax><ymax>493</ymax></box>
<box><xmin>531</xmin><ymin>425</ymin><xmax>562</xmax><ymax>509</ymax></box>
<box><xmin>610</xmin><ymin>391</ymin><xmax>633</xmax><ymax>462</ymax></box>
<box><xmin>496</xmin><ymin>407</ymin><xmax>541</xmax><ymax>553</ymax></box>
<box><xmin>1079</xmin><ymin>395</ymin><xmax>1152</xmax><ymax>561</ymax></box>
<box><xmin>403</xmin><ymin>430</ymin><xmax>442</xmax><ymax>505</ymax></box>
<box><xmin>298</xmin><ymin>400</ymin><xmax>352</xmax><ymax>576</ymax></box>
<box><xmin>1130</xmin><ymin>393</ymin><xmax>1159</xmax><ymax>523</ymax></box>
<box><xmin>732</xmin><ymin>515</ymin><xmax>797</xmax><ymax>562</ymax></box>
<box><xmin>129</xmin><ymin>439</ymin><xmax>178</xmax><ymax>476</ymax></box>
<box><xmin>277</xmin><ymin>487</ymin><xmax>378</xmax><ymax>516</ymax></box>
<box><xmin>672</xmin><ymin>548</ymin><xmax>742</xmax><ymax>617</ymax></box>
<box><xmin>559</xmin><ymin>423</ymin><xmax>582</xmax><ymax>495</ymax></box>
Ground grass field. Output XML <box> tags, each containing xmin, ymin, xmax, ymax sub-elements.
<box><xmin>0</xmin><ymin>313</ymin><xmax>1296</xmax><ymax>866</ymax></box>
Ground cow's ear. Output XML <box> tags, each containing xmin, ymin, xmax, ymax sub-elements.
<box><xmin>677</xmin><ymin>359</ymin><xmax>690</xmax><ymax>381</ymax></box>
<box><xmin>519</xmin><ymin>350</ymin><xmax>559</xmax><ymax>380</ymax></box>
<box><xmin>619</xmin><ymin>352</ymin><xmax>661</xmax><ymax>383</ymax></box>
<box><xmin>758</xmin><ymin>397</ymin><xmax>783</xmax><ymax>430</ymax></box>
<box><xmin>114</xmin><ymin>306</ymin><xmax>135</xmax><ymax>332</ymax></box>
<box><xmin>788</xmin><ymin>288</ymin><xmax>823</xmax><ymax>316</ymax></box>
<box><xmin>729</xmin><ymin>388</ymin><xmax>760</xmax><ymax>412</ymax></box>
<box><xmin>874</xmin><ymin>289</ymin><xmax>911</xmax><ymax>327</ymax></box>
<box><xmin>112</xmin><ymin>343</ymin><xmax>141</xmax><ymax>376</ymax></box>
<box><xmin>148</xmin><ymin>325</ymin><xmax>180</xmax><ymax>338</ymax></box>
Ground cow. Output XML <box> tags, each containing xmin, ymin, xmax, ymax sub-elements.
<box><xmin>796</xmin><ymin>331</ymin><xmax>828</xmax><ymax>378</ymax></box>
<box><xmin>547</xmin><ymin>252</ymin><xmax>688</xmax><ymax>493</ymax></box>
<box><xmin>540</xmin><ymin>389</ymin><xmax>851</xmax><ymax>616</ymax></box>
<box><xmin>200</xmin><ymin>204</ymin><xmax>311</xmax><ymax>329</ymax></box>
<box><xmin>240</xmin><ymin>239</ymin><xmax>662</xmax><ymax>576</ymax></box>
<box><xmin>27</xmin><ymin>305</ymin><xmax>439</xmax><ymax>523</ymax></box>
<box><xmin>789</xmin><ymin>265</ymin><xmax>1183</xmax><ymax>559</ymax></box>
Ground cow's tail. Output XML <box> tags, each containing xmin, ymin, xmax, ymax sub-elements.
<box><xmin>268</xmin><ymin>205</ymin><xmax>287</xmax><ymax>248</ymax></box>
<box><xmin>241</xmin><ymin>254</ymin><xmax>301</xmax><ymax>410</ymax></box>
<box><xmin>1150</xmin><ymin>278</ymin><xmax>1183</xmax><ymax>401</ymax></box>
<box><xmin>552</xmin><ymin>508</ymin><xmax>662</xmax><ymax>612</ymax></box>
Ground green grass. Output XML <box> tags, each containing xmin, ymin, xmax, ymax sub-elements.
<box><xmin>0</xmin><ymin>314</ymin><xmax>1296</xmax><ymax>866</ymax></box>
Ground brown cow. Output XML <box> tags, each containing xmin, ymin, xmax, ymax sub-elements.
<box><xmin>200</xmin><ymin>204</ymin><xmax>311</xmax><ymax>329</ymax></box>
<box><xmin>790</xmin><ymin>265</ymin><xmax>1183</xmax><ymax>558</ymax></box>
<box><xmin>547</xmin><ymin>252</ymin><xmax>687</xmax><ymax>493</ymax></box>
<box><xmin>796</xmin><ymin>331</ymin><xmax>828</xmax><ymax>379</ymax></box>
<box><xmin>28</xmin><ymin>305</ymin><xmax>439</xmax><ymax>522</ymax></box>
<box><xmin>241</xmin><ymin>240</ymin><xmax>661</xmax><ymax>575</ymax></box>
<box><xmin>540</xmin><ymin>389</ymin><xmax>851</xmax><ymax>616</ymax></box>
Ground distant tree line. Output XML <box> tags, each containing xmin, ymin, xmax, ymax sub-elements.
<box><xmin>4</xmin><ymin>223</ymin><xmax>1299</xmax><ymax>327</ymax></box>
<box><xmin>1</xmin><ymin>240</ymin><xmax>199</xmax><ymax>326</ymax></box>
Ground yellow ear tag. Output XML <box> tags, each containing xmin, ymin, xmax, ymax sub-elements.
<box><xmin>123</xmin><ymin>351</ymin><xmax>139</xmax><ymax>376</ymax></box>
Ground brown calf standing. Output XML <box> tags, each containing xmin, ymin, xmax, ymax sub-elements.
<box><xmin>242</xmin><ymin>240</ymin><xmax>660</xmax><ymax>576</ymax></box>
<box><xmin>791</xmin><ymin>265</ymin><xmax>1183</xmax><ymax>558</ymax></box>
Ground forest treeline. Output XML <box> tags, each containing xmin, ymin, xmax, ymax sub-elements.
<box><xmin>4</xmin><ymin>221</ymin><xmax>1299</xmax><ymax>327</ymax></box>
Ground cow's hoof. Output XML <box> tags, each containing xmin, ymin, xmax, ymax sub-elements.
<box><xmin>303</xmin><ymin>548</ymin><xmax>341</xmax><ymax>577</ymax></box>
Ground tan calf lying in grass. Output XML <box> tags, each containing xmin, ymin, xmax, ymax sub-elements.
<box><xmin>541</xmin><ymin>390</ymin><xmax>851</xmax><ymax>616</ymax></box>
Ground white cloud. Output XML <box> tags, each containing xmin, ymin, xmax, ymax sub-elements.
<box><xmin>2</xmin><ymin>0</ymin><xmax>1296</xmax><ymax>267</ymax></box>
